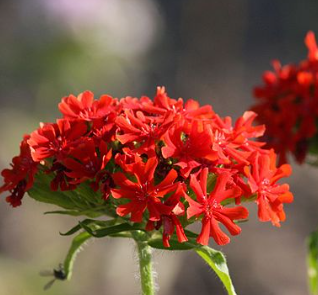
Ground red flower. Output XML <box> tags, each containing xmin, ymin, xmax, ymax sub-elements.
<box><xmin>114</xmin><ymin>148</ymin><xmax>143</xmax><ymax>173</ymax></box>
<box><xmin>111</xmin><ymin>157</ymin><xmax>178</xmax><ymax>222</ymax></box>
<box><xmin>232</xmin><ymin>111</ymin><xmax>266</xmax><ymax>151</ymax></box>
<box><xmin>162</xmin><ymin>120</ymin><xmax>218</xmax><ymax>177</ymax></box>
<box><xmin>63</xmin><ymin>139</ymin><xmax>112</xmax><ymax>184</ymax></box>
<box><xmin>161</xmin><ymin>214</ymin><xmax>187</xmax><ymax>247</ymax></box>
<box><xmin>137</xmin><ymin>87</ymin><xmax>184</xmax><ymax>116</ymax></box>
<box><xmin>305</xmin><ymin>31</ymin><xmax>318</xmax><ymax>62</ymax></box>
<box><xmin>119</xmin><ymin>95</ymin><xmax>153</xmax><ymax>111</ymax></box>
<box><xmin>28</xmin><ymin>119</ymin><xmax>87</xmax><ymax>162</ymax></box>
<box><xmin>185</xmin><ymin>168</ymin><xmax>248</xmax><ymax>245</ymax></box>
<box><xmin>91</xmin><ymin>112</ymin><xmax>117</xmax><ymax>143</ymax></box>
<box><xmin>146</xmin><ymin>184</ymin><xmax>188</xmax><ymax>247</ymax></box>
<box><xmin>59</xmin><ymin>91</ymin><xmax>116</xmax><ymax>122</ymax></box>
<box><xmin>182</xmin><ymin>99</ymin><xmax>215</xmax><ymax>120</ymax></box>
<box><xmin>145</xmin><ymin>87</ymin><xmax>215</xmax><ymax>120</ymax></box>
<box><xmin>47</xmin><ymin>161</ymin><xmax>77</xmax><ymax>192</ymax></box>
<box><xmin>252</xmin><ymin>31</ymin><xmax>318</xmax><ymax>163</ymax></box>
<box><xmin>0</xmin><ymin>135</ymin><xmax>38</xmax><ymax>207</ymax></box>
<box><xmin>161</xmin><ymin>87</ymin><xmax>215</xmax><ymax>118</ymax></box>
<box><xmin>244</xmin><ymin>151</ymin><xmax>293</xmax><ymax>226</ymax></box>
<box><xmin>116</xmin><ymin>109</ymin><xmax>175</xmax><ymax>155</ymax></box>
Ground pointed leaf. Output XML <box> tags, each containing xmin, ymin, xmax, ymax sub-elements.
<box><xmin>60</xmin><ymin>219</ymin><xmax>117</xmax><ymax>236</ymax></box>
<box><xmin>44</xmin><ymin>209</ymin><xmax>106</xmax><ymax>217</ymax></box>
<box><xmin>79</xmin><ymin>222</ymin><xmax>144</xmax><ymax>238</ymax></box>
<box><xmin>195</xmin><ymin>246</ymin><xmax>237</xmax><ymax>295</ymax></box>
<box><xmin>148</xmin><ymin>238</ymin><xmax>195</xmax><ymax>250</ymax></box>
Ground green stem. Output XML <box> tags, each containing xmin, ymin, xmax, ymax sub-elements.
<box><xmin>133</xmin><ymin>232</ymin><xmax>155</xmax><ymax>295</ymax></box>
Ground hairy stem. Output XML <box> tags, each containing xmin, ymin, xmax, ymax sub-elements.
<box><xmin>133</xmin><ymin>232</ymin><xmax>155</xmax><ymax>295</ymax></box>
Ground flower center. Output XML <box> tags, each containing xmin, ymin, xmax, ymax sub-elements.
<box><xmin>260</xmin><ymin>178</ymin><xmax>271</xmax><ymax>194</ymax></box>
<box><xmin>204</xmin><ymin>199</ymin><xmax>221</xmax><ymax>218</ymax></box>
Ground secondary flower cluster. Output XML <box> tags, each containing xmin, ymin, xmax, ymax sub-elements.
<box><xmin>0</xmin><ymin>87</ymin><xmax>293</xmax><ymax>247</ymax></box>
<box><xmin>252</xmin><ymin>31</ymin><xmax>318</xmax><ymax>164</ymax></box>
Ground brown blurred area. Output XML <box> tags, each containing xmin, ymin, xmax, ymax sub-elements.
<box><xmin>1</xmin><ymin>1</ymin><xmax>318</xmax><ymax>294</ymax></box>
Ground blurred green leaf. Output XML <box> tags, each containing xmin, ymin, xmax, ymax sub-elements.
<box><xmin>308</xmin><ymin>230</ymin><xmax>318</xmax><ymax>295</ymax></box>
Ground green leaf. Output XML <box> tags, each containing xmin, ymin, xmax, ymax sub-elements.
<box><xmin>28</xmin><ymin>172</ymin><xmax>113</xmax><ymax>217</ymax></box>
<box><xmin>148</xmin><ymin>238</ymin><xmax>195</xmax><ymax>250</ymax></box>
<box><xmin>79</xmin><ymin>222</ymin><xmax>144</xmax><ymax>238</ymax></box>
<box><xmin>63</xmin><ymin>231</ymin><xmax>92</xmax><ymax>280</ymax></box>
<box><xmin>60</xmin><ymin>219</ymin><xmax>117</xmax><ymax>236</ymax></box>
<box><xmin>308</xmin><ymin>230</ymin><xmax>318</xmax><ymax>295</ymax></box>
<box><xmin>148</xmin><ymin>229</ymin><xmax>237</xmax><ymax>295</ymax></box>
<box><xmin>184</xmin><ymin>229</ymin><xmax>200</xmax><ymax>239</ymax></box>
<box><xmin>45</xmin><ymin>210</ymin><xmax>85</xmax><ymax>216</ymax></box>
<box><xmin>207</xmin><ymin>173</ymin><xmax>217</xmax><ymax>193</ymax></box>
<box><xmin>309</xmin><ymin>135</ymin><xmax>318</xmax><ymax>155</ymax></box>
<box><xmin>28</xmin><ymin>173</ymin><xmax>87</xmax><ymax>209</ymax></box>
<box><xmin>195</xmin><ymin>246</ymin><xmax>237</xmax><ymax>295</ymax></box>
<box><xmin>57</xmin><ymin>221</ymin><xmax>139</xmax><ymax>281</ymax></box>
<box><xmin>221</xmin><ymin>194</ymin><xmax>257</xmax><ymax>206</ymax></box>
<box><xmin>60</xmin><ymin>224</ymin><xmax>83</xmax><ymax>237</ymax></box>
<box><xmin>44</xmin><ymin>207</ymin><xmax>111</xmax><ymax>218</ymax></box>
<box><xmin>28</xmin><ymin>186</ymin><xmax>75</xmax><ymax>210</ymax></box>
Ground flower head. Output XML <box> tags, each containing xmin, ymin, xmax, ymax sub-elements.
<box><xmin>252</xmin><ymin>31</ymin><xmax>318</xmax><ymax>164</ymax></box>
<box><xmin>0</xmin><ymin>87</ymin><xmax>293</xmax><ymax>248</ymax></box>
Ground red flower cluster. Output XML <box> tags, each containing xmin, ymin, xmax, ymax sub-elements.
<box><xmin>0</xmin><ymin>87</ymin><xmax>293</xmax><ymax>247</ymax></box>
<box><xmin>252</xmin><ymin>31</ymin><xmax>318</xmax><ymax>164</ymax></box>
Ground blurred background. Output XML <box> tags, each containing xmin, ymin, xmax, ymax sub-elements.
<box><xmin>1</xmin><ymin>0</ymin><xmax>318</xmax><ymax>294</ymax></box>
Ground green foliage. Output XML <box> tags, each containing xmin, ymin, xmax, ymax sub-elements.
<box><xmin>308</xmin><ymin>134</ymin><xmax>318</xmax><ymax>166</ymax></box>
<box><xmin>148</xmin><ymin>238</ymin><xmax>194</xmax><ymax>250</ymax></box>
<box><xmin>58</xmin><ymin>220</ymin><xmax>145</xmax><ymax>281</ymax></box>
<box><xmin>308</xmin><ymin>230</ymin><xmax>318</xmax><ymax>295</ymax></box>
<box><xmin>78</xmin><ymin>221</ymin><xmax>145</xmax><ymax>238</ymax></box>
<box><xmin>28</xmin><ymin>172</ymin><xmax>115</xmax><ymax>217</ymax></box>
<box><xmin>206</xmin><ymin>172</ymin><xmax>217</xmax><ymax>192</ymax></box>
<box><xmin>221</xmin><ymin>194</ymin><xmax>257</xmax><ymax>206</ymax></box>
<box><xmin>60</xmin><ymin>219</ymin><xmax>117</xmax><ymax>236</ymax></box>
<box><xmin>195</xmin><ymin>246</ymin><xmax>236</xmax><ymax>295</ymax></box>
<box><xmin>148</xmin><ymin>230</ymin><xmax>237</xmax><ymax>295</ymax></box>
<box><xmin>309</xmin><ymin>135</ymin><xmax>318</xmax><ymax>155</ymax></box>
<box><xmin>58</xmin><ymin>218</ymin><xmax>237</xmax><ymax>295</ymax></box>
<box><xmin>34</xmin><ymin>169</ymin><xmax>237</xmax><ymax>294</ymax></box>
